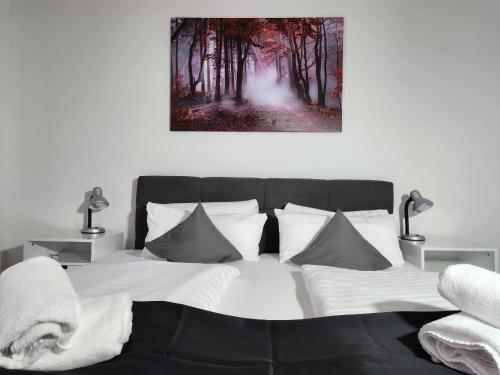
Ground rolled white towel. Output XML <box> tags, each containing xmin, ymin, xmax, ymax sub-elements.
<box><xmin>419</xmin><ymin>312</ymin><xmax>500</xmax><ymax>375</ymax></box>
<box><xmin>438</xmin><ymin>264</ymin><xmax>500</xmax><ymax>328</ymax></box>
<box><xmin>0</xmin><ymin>257</ymin><xmax>81</xmax><ymax>369</ymax></box>
<box><xmin>28</xmin><ymin>293</ymin><xmax>133</xmax><ymax>371</ymax></box>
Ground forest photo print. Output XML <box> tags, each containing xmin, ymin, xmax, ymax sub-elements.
<box><xmin>170</xmin><ymin>18</ymin><xmax>343</xmax><ymax>132</ymax></box>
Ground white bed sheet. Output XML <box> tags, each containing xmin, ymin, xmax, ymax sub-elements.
<box><xmin>68</xmin><ymin>251</ymin><xmax>455</xmax><ymax>321</ymax></box>
<box><xmin>69</xmin><ymin>251</ymin><xmax>313</xmax><ymax>320</ymax></box>
<box><xmin>68</xmin><ymin>252</ymin><xmax>239</xmax><ymax>312</ymax></box>
<box><xmin>302</xmin><ymin>263</ymin><xmax>457</xmax><ymax>317</ymax></box>
<box><xmin>216</xmin><ymin>254</ymin><xmax>314</xmax><ymax>320</ymax></box>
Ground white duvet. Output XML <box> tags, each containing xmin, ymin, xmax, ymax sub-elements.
<box><xmin>68</xmin><ymin>252</ymin><xmax>239</xmax><ymax>312</ymax></box>
<box><xmin>302</xmin><ymin>263</ymin><xmax>456</xmax><ymax>317</ymax></box>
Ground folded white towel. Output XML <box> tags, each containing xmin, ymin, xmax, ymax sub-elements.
<box><xmin>0</xmin><ymin>257</ymin><xmax>81</xmax><ymax>369</ymax></box>
<box><xmin>438</xmin><ymin>264</ymin><xmax>500</xmax><ymax>328</ymax></box>
<box><xmin>419</xmin><ymin>312</ymin><xmax>500</xmax><ymax>375</ymax></box>
<box><xmin>0</xmin><ymin>257</ymin><xmax>133</xmax><ymax>371</ymax></box>
<box><xmin>28</xmin><ymin>293</ymin><xmax>133</xmax><ymax>371</ymax></box>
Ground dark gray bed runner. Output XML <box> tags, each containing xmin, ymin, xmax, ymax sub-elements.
<box><xmin>0</xmin><ymin>301</ymin><xmax>461</xmax><ymax>375</ymax></box>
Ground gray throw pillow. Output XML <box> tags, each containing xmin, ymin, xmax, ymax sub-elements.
<box><xmin>290</xmin><ymin>210</ymin><xmax>392</xmax><ymax>270</ymax></box>
<box><xmin>145</xmin><ymin>203</ymin><xmax>243</xmax><ymax>263</ymax></box>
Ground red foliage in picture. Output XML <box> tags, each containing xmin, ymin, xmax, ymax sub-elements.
<box><xmin>170</xmin><ymin>17</ymin><xmax>344</xmax><ymax>132</ymax></box>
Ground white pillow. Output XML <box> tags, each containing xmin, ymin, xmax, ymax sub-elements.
<box><xmin>144</xmin><ymin>203</ymin><xmax>266</xmax><ymax>261</ymax></box>
<box><xmin>208</xmin><ymin>214</ymin><xmax>267</xmax><ymax>261</ymax></box>
<box><xmin>279</xmin><ymin>205</ymin><xmax>404</xmax><ymax>267</ymax></box>
<box><xmin>285</xmin><ymin>203</ymin><xmax>401</xmax><ymax>233</ymax></box>
<box><xmin>153</xmin><ymin>199</ymin><xmax>259</xmax><ymax>216</ymax></box>
<box><xmin>284</xmin><ymin>203</ymin><xmax>388</xmax><ymax>217</ymax></box>
<box><xmin>346</xmin><ymin>214</ymin><xmax>404</xmax><ymax>266</ymax></box>
<box><xmin>145</xmin><ymin>203</ymin><xmax>187</xmax><ymax>243</ymax></box>
<box><xmin>275</xmin><ymin>209</ymin><xmax>329</xmax><ymax>263</ymax></box>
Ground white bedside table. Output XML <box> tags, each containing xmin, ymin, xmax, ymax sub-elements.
<box><xmin>399</xmin><ymin>237</ymin><xmax>498</xmax><ymax>272</ymax></box>
<box><xmin>24</xmin><ymin>229</ymin><xmax>124</xmax><ymax>269</ymax></box>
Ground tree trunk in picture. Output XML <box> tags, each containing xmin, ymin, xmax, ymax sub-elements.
<box><xmin>229</xmin><ymin>38</ymin><xmax>235</xmax><ymax>93</ymax></box>
<box><xmin>235</xmin><ymin>38</ymin><xmax>243</xmax><ymax>103</ymax></box>
<box><xmin>297</xmin><ymin>33</ymin><xmax>311</xmax><ymax>104</ymax></box>
<box><xmin>200</xmin><ymin>26</ymin><xmax>205</xmax><ymax>95</ymax></box>
<box><xmin>333</xmin><ymin>24</ymin><xmax>342</xmax><ymax>107</ymax></box>
<box><xmin>187</xmin><ymin>20</ymin><xmax>207</xmax><ymax>98</ymax></box>
<box><xmin>188</xmin><ymin>20</ymin><xmax>199</xmax><ymax>97</ymax></box>
<box><xmin>243</xmin><ymin>56</ymin><xmax>247</xmax><ymax>84</ymax></box>
<box><xmin>288</xmin><ymin>34</ymin><xmax>304</xmax><ymax>100</ymax></box>
<box><xmin>214</xmin><ymin>20</ymin><xmax>223</xmax><ymax>102</ymax></box>
<box><xmin>196</xmin><ymin>20</ymin><xmax>208</xmax><ymax>94</ymax></box>
<box><xmin>322</xmin><ymin>21</ymin><xmax>328</xmax><ymax>105</ymax></box>
<box><xmin>207</xmin><ymin>58</ymin><xmax>211</xmax><ymax>95</ymax></box>
<box><xmin>175</xmin><ymin>19</ymin><xmax>180</xmax><ymax>96</ymax></box>
<box><xmin>287</xmin><ymin>53</ymin><xmax>294</xmax><ymax>90</ymax></box>
<box><xmin>206</xmin><ymin>27</ymin><xmax>211</xmax><ymax>96</ymax></box>
<box><xmin>223</xmin><ymin>35</ymin><xmax>230</xmax><ymax>95</ymax></box>
<box><xmin>235</xmin><ymin>39</ymin><xmax>249</xmax><ymax>103</ymax></box>
<box><xmin>314</xmin><ymin>22</ymin><xmax>325</xmax><ymax>106</ymax></box>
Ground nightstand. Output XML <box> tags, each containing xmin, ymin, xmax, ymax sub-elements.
<box><xmin>399</xmin><ymin>237</ymin><xmax>498</xmax><ymax>272</ymax></box>
<box><xmin>23</xmin><ymin>229</ymin><xmax>124</xmax><ymax>269</ymax></box>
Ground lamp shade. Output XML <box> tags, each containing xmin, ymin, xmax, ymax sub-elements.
<box><xmin>409</xmin><ymin>190</ymin><xmax>433</xmax><ymax>214</ymax></box>
<box><xmin>87</xmin><ymin>187</ymin><xmax>109</xmax><ymax>212</ymax></box>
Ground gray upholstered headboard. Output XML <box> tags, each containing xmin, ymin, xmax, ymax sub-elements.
<box><xmin>134</xmin><ymin>176</ymin><xmax>394</xmax><ymax>252</ymax></box>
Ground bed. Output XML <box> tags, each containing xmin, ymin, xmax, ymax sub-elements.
<box><xmin>0</xmin><ymin>176</ymin><xmax>460</xmax><ymax>374</ymax></box>
<box><xmin>72</xmin><ymin>176</ymin><xmax>452</xmax><ymax>319</ymax></box>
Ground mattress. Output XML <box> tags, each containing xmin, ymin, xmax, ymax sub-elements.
<box><xmin>69</xmin><ymin>251</ymin><xmax>452</xmax><ymax>321</ymax></box>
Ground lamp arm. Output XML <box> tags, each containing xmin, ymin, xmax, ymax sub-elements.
<box><xmin>87</xmin><ymin>208</ymin><xmax>92</xmax><ymax>229</ymax></box>
<box><xmin>404</xmin><ymin>198</ymin><xmax>413</xmax><ymax>235</ymax></box>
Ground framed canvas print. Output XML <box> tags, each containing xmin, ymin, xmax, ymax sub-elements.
<box><xmin>170</xmin><ymin>18</ymin><xmax>343</xmax><ymax>132</ymax></box>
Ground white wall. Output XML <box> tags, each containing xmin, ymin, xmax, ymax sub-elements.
<box><xmin>3</xmin><ymin>0</ymin><xmax>500</xmax><ymax>264</ymax></box>
<box><xmin>0</xmin><ymin>0</ymin><xmax>11</xmax><ymax>264</ymax></box>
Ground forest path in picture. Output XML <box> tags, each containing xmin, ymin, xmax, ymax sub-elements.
<box><xmin>170</xmin><ymin>18</ymin><xmax>343</xmax><ymax>132</ymax></box>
